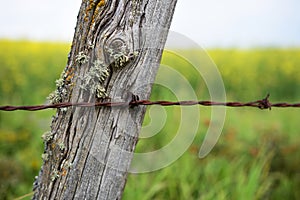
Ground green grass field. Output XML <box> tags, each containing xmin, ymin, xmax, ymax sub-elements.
<box><xmin>0</xmin><ymin>40</ymin><xmax>299</xmax><ymax>199</ymax></box>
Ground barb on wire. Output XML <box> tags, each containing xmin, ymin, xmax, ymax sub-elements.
<box><xmin>0</xmin><ymin>94</ymin><xmax>300</xmax><ymax>112</ymax></box>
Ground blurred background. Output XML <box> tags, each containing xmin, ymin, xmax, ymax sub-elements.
<box><xmin>0</xmin><ymin>0</ymin><xmax>300</xmax><ymax>199</ymax></box>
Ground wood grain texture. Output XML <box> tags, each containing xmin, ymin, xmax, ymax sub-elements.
<box><xmin>33</xmin><ymin>0</ymin><xmax>177</xmax><ymax>199</ymax></box>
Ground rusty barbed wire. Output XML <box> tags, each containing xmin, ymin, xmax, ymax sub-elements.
<box><xmin>1</xmin><ymin>94</ymin><xmax>300</xmax><ymax>112</ymax></box>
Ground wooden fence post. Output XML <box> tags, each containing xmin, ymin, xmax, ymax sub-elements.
<box><xmin>33</xmin><ymin>0</ymin><xmax>178</xmax><ymax>199</ymax></box>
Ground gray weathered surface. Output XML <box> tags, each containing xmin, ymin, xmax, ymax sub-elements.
<box><xmin>33</xmin><ymin>0</ymin><xmax>177</xmax><ymax>199</ymax></box>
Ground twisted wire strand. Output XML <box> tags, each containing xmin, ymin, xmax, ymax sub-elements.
<box><xmin>1</xmin><ymin>94</ymin><xmax>300</xmax><ymax>112</ymax></box>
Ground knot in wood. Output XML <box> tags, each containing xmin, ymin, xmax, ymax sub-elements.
<box><xmin>105</xmin><ymin>38</ymin><xmax>132</xmax><ymax>69</ymax></box>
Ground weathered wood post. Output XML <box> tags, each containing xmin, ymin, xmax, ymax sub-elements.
<box><xmin>33</xmin><ymin>0</ymin><xmax>178</xmax><ymax>199</ymax></box>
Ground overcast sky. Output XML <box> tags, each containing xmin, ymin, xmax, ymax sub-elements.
<box><xmin>0</xmin><ymin>0</ymin><xmax>299</xmax><ymax>48</ymax></box>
